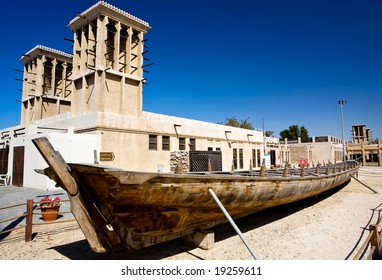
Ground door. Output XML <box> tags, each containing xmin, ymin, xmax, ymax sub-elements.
<box><xmin>0</xmin><ymin>146</ymin><xmax>9</xmax><ymax>174</ymax></box>
<box><xmin>12</xmin><ymin>146</ymin><xmax>25</xmax><ymax>187</ymax></box>
<box><xmin>270</xmin><ymin>150</ymin><xmax>276</xmax><ymax>167</ymax></box>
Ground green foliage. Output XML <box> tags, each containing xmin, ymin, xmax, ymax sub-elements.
<box><xmin>370</xmin><ymin>138</ymin><xmax>379</xmax><ymax>144</ymax></box>
<box><xmin>220</xmin><ymin>116</ymin><xmax>254</xmax><ymax>130</ymax></box>
<box><xmin>279</xmin><ymin>125</ymin><xmax>309</xmax><ymax>140</ymax></box>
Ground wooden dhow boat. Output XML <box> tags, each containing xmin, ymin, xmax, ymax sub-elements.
<box><xmin>33</xmin><ymin>137</ymin><xmax>359</xmax><ymax>253</ymax></box>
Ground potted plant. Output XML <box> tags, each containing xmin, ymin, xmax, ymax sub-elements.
<box><xmin>38</xmin><ymin>196</ymin><xmax>62</xmax><ymax>222</ymax></box>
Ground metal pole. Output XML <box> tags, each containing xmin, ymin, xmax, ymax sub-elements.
<box><xmin>208</xmin><ymin>188</ymin><xmax>261</xmax><ymax>260</ymax></box>
<box><xmin>262</xmin><ymin>118</ymin><xmax>266</xmax><ymax>155</ymax></box>
<box><xmin>338</xmin><ymin>100</ymin><xmax>346</xmax><ymax>161</ymax></box>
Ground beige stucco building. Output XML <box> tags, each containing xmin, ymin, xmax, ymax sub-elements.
<box><xmin>0</xmin><ymin>2</ymin><xmax>267</xmax><ymax>189</ymax></box>
<box><xmin>0</xmin><ymin>2</ymin><xmax>349</xmax><ymax>189</ymax></box>
<box><xmin>278</xmin><ymin>136</ymin><xmax>345</xmax><ymax>167</ymax></box>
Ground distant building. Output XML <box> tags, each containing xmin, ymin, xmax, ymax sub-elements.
<box><xmin>278</xmin><ymin>136</ymin><xmax>345</xmax><ymax>167</ymax></box>
<box><xmin>347</xmin><ymin>125</ymin><xmax>381</xmax><ymax>166</ymax></box>
<box><xmin>351</xmin><ymin>124</ymin><xmax>371</xmax><ymax>144</ymax></box>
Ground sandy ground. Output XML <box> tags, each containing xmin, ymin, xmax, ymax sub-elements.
<box><xmin>0</xmin><ymin>166</ymin><xmax>381</xmax><ymax>260</ymax></box>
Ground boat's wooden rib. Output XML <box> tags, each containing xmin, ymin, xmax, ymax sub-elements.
<box><xmin>32</xmin><ymin>137</ymin><xmax>359</xmax><ymax>252</ymax></box>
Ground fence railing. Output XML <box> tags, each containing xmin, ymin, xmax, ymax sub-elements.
<box><xmin>0</xmin><ymin>202</ymin><xmax>28</xmax><ymax>237</ymax></box>
<box><xmin>0</xmin><ymin>198</ymin><xmax>75</xmax><ymax>242</ymax></box>
<box><xmin>353</xmin><ymin>216</ymin><xmax>382</xmax><ymax>260</ymax></box>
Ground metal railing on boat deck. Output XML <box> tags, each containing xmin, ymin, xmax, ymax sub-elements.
<box><xmin>0</xmin><ymin>199</ymin><xmax>75</xmax><ymax>242</ymax></box>
<box><xmin>190</xmin><ymin>161</ymin><xmax>359</xmax><ymax>178</ymax></box>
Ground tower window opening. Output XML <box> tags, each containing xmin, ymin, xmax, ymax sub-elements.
<box><xmin>105</xmin><ymin>21</ymin><xmax>117</xmax><ymax>68</ymax></box>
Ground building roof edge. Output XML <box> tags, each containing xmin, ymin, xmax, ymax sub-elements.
<box><xmin>20</xmin><ymin>45</ymin><xmax>73</xmax><ymax>62</ymax></box>
<box><xmin>68</xmin><ymin>1</ymin><xmax>150</xmax><ymax>29</ymax></box>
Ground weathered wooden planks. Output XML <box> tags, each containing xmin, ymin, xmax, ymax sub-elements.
<box><xmin>33</xmin><ymin>136</ymin><xmax>360</xmax><ymax>252</ymax></box>
<box><xmin>32</xmin><ymin>137</ymin><xmax>107</xmax><ymax>253</ymax></box>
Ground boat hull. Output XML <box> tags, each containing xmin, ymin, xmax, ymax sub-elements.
<box><xmin>33</xmin><ymin>134</ymin><xmax>359</xmax><ymax>252</ymax></box>
<box><xmin>65</xmin><ymin>163</ymin><xmax>358</xmax><ymax>251</ymax></box>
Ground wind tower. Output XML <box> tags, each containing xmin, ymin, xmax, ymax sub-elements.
<box><xmin>19</xmin><ymin>46</ymin><xmax>73</xmax><ymax>125</ymax></box>
<box><xmin>68</xmin><ymin>1</ymin><xmax>151</xmax><ymax>117</ymax></box>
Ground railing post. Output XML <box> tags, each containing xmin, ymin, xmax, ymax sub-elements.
<box><xmin>282</xmin><ymin>162</ymin><xmax>288</xmax><ymax>177</ymax></box>
<box><xmin>369</xmin><ymin>224</ymin><xmax>380</xmax><ymax>260</ymax></box>
<box><xmin>25</xmin><ymin>199</ymin><xmax>33</xmax><ymax>242</ymax></box>
<box><xmin>300</xmin><ymin>165</ymin><xmax>305</xmax><ymax>177</ymax></box>
<box><xmin>207</xmin><ymin>158</ymin><xmax>212</xmax><ymax>172</ymax></box>
<box><xmin>259</xmin><ymin>161</ymin><xmax>266</xmax><ymax>177</ymax></box>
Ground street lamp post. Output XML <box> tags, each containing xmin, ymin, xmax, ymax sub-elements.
<box><xmin>338</xmin><ymin>100</ymin><xmax>346</xmax><ymax>161</ymax></box>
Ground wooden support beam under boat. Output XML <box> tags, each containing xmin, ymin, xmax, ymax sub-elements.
<box><xmin>32</xmin><ymin>137</ymin><xmax>107</xmax><ymax>253</ymax></box>
<box><xmin>183</xmin><ymin>230</ymin><xmax>215</xmax><ymax>250</ymax></box>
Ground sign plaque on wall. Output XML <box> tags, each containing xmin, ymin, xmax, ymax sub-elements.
<box><xmin>100</xmin><ymin>152</ymin><xmax>115</xmax><ymax>161</ymax></box>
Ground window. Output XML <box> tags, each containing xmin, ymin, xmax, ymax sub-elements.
<box><xmin>189</xmin><ymin>138</ymin><xmax>196</xmax><ymax>151</ymax></box>
<box><xmin>149</xmin><ymin>134</ymin><xmax>157</xmax><ymax>150</ymax></box>
<box><xmin>216</xmin><ymin>147</ymin><xmax>221</xmax><ymax>151</ymax></box>
<box><xmin>162</xmin><ymin>136</ymin><xmax>170</xmax><ymax>151</ymax></box>
<box><xmin>233</xmin><ymin>148</ymin><xmax>237</xmax><ymax>170</ymax></box>
<box><xmin>208</xmin><ymin>147</ymin><xmax>213</xmax><ymax>151</ymax></box>
<box><xmin>257</xmin><ymin>149</ymin><xmax>261</xmax><ymax>167</ymax></box>
<box><xmin>179</xmin><ymin>137</ymin><xmax>186</xmax><ymax>150</ymax></box>
<box><xmin>239</xmin><ymin>149</ymin><xmax>243</xmax><ymax>169</ymax></box>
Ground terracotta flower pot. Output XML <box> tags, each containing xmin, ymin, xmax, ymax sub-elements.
<box><xmin>41</xmin><ymin>206</ymin><xmax>60</xmax><ymax>222</ymax></box>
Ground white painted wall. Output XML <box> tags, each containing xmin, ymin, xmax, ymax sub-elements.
<box><xmin>0</xmin><ymin>125</ymin><xmax>98</xmax><ymax>190</ymax></box>
<box><xmin>23</xmin><ymin>133</ymin><xmax>98</xmax><ymax>190</ymax></box>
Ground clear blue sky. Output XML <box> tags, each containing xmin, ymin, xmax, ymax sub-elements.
<box><xmin>1</xmin><ymin>0</ymin><xmax>381</xmax><ymax>141</ymax></box>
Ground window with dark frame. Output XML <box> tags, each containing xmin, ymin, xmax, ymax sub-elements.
<box><xmin>149</xmin><ymin>134</ymin><xmax>157</xmax><ymax>150</ymax></box>
<box><xmin>257</xmin><ymin>149</ymin><xmax>261</xmax><ymax>167</ymax></box>
<box><xmin>233</xmin><ymin>148</ymin><xmax>237</xmax><ymax>170</ymax></box>
<box><xmin>189</xmin><ymin>138</ymin><xmax>196</xmax><ymax>151</ymax></box>
<box><xmin>239</xmin><ymin>149</ymin><xmax>243</xmax><ymax>169</ymax></box>
<box><xmin>162</xmin><ymin>136</ymin><xmax>170</xmax><ymax>151</ymax></box>
<box><xmin>179</xmin><ymin>137</ymin><xmax>186</xmax><ymax>150</ymax></box>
